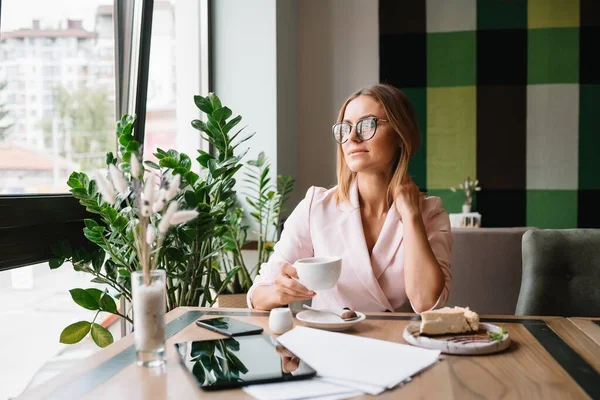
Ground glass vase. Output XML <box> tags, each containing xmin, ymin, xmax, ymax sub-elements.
<box><xmin>132</xmin><ymin>270</ymin><xmax>166</xmax><ymax>367</ymax></box>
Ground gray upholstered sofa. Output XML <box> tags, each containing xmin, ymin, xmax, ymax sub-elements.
<box><xmin>516</xmin><ymin>229</ymin><xmax>600</xmax><ymax>317</ymax></box>
<box><xmin>446</xmin><ymin>227</ymin><xmax>533</xmax><ymax>315</ymax></box>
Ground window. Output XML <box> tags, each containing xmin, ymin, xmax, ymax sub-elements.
<box><xmin>0</xmin><ymin>1</ymin><xmax>118</xmax><ymax>398</ymax></box>
<box><xmin>1</xmin><ymin>1</ymin><xmax>116</xmax><ymax>194</ymax></box>
<box><xmin>143</xmin><ymin>0</ymin><xmax>209</xmax><ymax>164</ymax></box>
<box><xmin>0</xmin><ymin>0</ymin><xmax>210</xmax><ymax>397</ymax></box>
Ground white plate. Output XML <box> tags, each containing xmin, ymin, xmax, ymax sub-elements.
<box><xmin>403</xmin><ymin>323</ymin><xmax>511</xmax><ymax>355</ymax></box>
<box><xmin>295</xmin><ymin>310</ymin><xmax>366</xmax><ymax>331</ymax></box>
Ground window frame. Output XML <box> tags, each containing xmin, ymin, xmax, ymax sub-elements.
<box><xmin>0</xmin><ymin>0</ymin><xmax>212</xmax><ymax>272</ymax></box>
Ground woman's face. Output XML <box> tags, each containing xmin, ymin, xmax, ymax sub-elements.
<box><xmin>341</xmin><ymin>95</ymin><xmax>400</xmax><ymax>175</ymax></box>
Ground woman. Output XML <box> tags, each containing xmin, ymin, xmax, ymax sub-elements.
<box><xmin>248</xmin><ymin>84</ymin><xmax>452</xmax><ymax>313</ymax></box>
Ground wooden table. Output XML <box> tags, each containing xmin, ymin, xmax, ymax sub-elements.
<box><xmin>20</xmin><ymin>308</ymin><xmax>600</xmax><ymax>399</ymax></box>
<box><xmin>568</xmin><ymin>317</ymin><xmax>600</xmax><ymax>348</ymax></box>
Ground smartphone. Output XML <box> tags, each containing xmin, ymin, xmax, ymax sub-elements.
<box><xmin>195</xmin><ymin>317</ymin><xmax>264</xmax><ymax>337</ymax></box>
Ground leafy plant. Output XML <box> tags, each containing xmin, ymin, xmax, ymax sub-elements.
<box><xmin>216</xmin><ymin>152</ymin><xmax>295</xmax><ymax>294</ymax></box>
<box><xmin>245</xmin><ymin>152</ymin><xmax>295</xmax><ymax>265</ymax></box>
<box><xmin>60</xmin><ymin>288</ymin><xmax>122</xmax><ymax>348</ymax></box>
<box><xmin>51</xmin><ymin>93</ymin><xmax>256</xmax><ymax>347</ymax></box>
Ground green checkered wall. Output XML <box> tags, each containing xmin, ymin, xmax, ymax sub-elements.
<box><xmin>380</xmin><ymin>0</ymin><xmax>600</xmax><ymax>228</ymax></box>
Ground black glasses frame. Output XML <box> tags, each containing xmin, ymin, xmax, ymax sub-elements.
<box><xmin>332</xmin><ymin>117</ymin><xmax>388</xmax><ymax>144</ymax></box>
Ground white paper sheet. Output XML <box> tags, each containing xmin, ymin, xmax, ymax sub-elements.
<box><xmin>242</xmin><ymin>379</ymin><xmax>361</xmax><ymax>400</ymax></box>
<box><xmin>277</xmin><ymin>326</ymin><xmax>440</xmax><ymax>390</ymax></box>
<box><xmin>317</xmin><ymin>376</ymin><xmax>386</xmax><ymax>395</ymax></box>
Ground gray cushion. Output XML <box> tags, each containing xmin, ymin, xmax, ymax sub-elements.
<box><xmin>516</xmin><ymin>229</ymin><xmax>600</xmax><ymax>317</ymax></box>
<box><xmin>447</xmin><ymin>227</ymin><xmax>531</xmax><ymax>315</ymax></box>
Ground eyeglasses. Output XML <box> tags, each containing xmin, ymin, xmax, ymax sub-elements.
<box><xmin>332</xmin><ymin>117</ymin><xmax>388</xmax><ymax>144</ymax></box>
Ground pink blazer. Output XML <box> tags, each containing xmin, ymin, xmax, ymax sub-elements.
<box><xmin>247</xmin><ymin>182</ymin><xmax>453</xmax><ymax>312</ymax></box>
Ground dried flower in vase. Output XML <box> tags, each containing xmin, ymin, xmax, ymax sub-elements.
<box><xmin>94</xmin><ymin>152</ymin><xmax>198</xmax><ymax>285</ymax></box>
<box><xmin>450</xmin><ymin>177</ymin><xmax>481</xmax><ymax>210</ymax></box>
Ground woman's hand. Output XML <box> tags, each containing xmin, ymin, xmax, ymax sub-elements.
<box><xmin>272</xmin><ymin>263</ymin><xmax>315</xmax><ymax>306</ymax></box>
<box><xmin>394</xmin><ymin>177</ymin><xmax>422</xmax><ymax>221</ymax></box>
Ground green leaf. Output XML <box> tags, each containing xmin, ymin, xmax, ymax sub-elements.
<box><xmin>91</xmin><ymin>277</ymin><xmax>113</xmax><ymax>285</ymax></box>
<box><xmin>86</xmin><ymin>288</ymin><xmax>104</xmax><ymax>303</ymax></box>
<box><xmin>119</xmin><ymin>133</ymin><xmax>134</xmax><ymax>147</ymax></box>
<box><xmin>106</xmin><ymin>152</ymin><xmax>115</xmax><ymax>166</ymax></box>
<box><xmin>126</xmin><ymin>140</ymin><xmax>140</xmax><ymax>153</ymax></box>
<box><xmin>222</xmin><ymin>115</ymin><xmax>242</xmax><ymax>134</ymax></box>
<box><xmin>232</xmin><ymin>132</ymin><xmax>255</xmax><ymax>149</ymax></box>
<box><xmin>118</xmin><ymin>269</ymin><xmax>131</xmax><ymax>278</ymax></box>
<box><xmin>179</xmin><ymin>153</ymin><xmax>192</xmax><ymax>170</ymax></box>
<box><xmin>207</xmin><ymin>93</ymin><xmax>222</xmax><ymax>111</ymax></box>
<box><xmin>191</xmin><ymin>119</ymin><xmax>208</xmax><ymax>133</ymax></box>
<box><xmin>84</xmin><ymin>219</ymin><xmax>99</xmax><ymax>229</ymax></box>
<box><xmin>70</xmin><ymin>288</ymin><xmax>100</xmax><ymax>310</ymax></box>
<box><xmin>100</xmin><ymin>293</ymin><xmax>118</xmax><ymax>314</ymax></box>
<box><xmin>104</xmin><ymin>259</ymin><xmax>118</xmax><ymax>281</ymax></box>
<box><xmin>213</xmin><ymin>106</ymin><xmax>232</xmax><ymax>122</ymax></box>
<box><xmin>121</xmin><ymin>120</ymin><xmax>134</xmax><ymax>137</ymax></box>
<box><xmin>60</xmin><ymin>321</ymin><xmax>91</xmax><ymax>344</ymax></box>
<box><xmin>144</xmin><ymin>160</ymin><xmax>160</xmax><ymax>169</ymax></box>
<box><xmin>184</xmin><ymin>190</ymin><xmax>198</xmax><ymax>208</ymax></box>
<box><xmin>194</xmin><ymin>95</ymin><xmax>213</xmax><ymax>114</ymax></box>
<box><xmin>91</xmin><ymin>250</ymin><xmax>105</xmax><ymax>272</ymax></box>
<box><xmin>159</xmin><ymin>157</ymin><xmax>179</xmax><ymax>169</ymax></box>
<box><xmin>104</xmin><ymin>207</ymin><xmax>118</xmax><ymax>224</ymax></box>
<box><xmin>196</xmin><ymin>151</ymin><xmax>213</xmax><ymax>168</ymax></box>
<box><xmin>174</xmin><ymin>167</ymin><xmax>188</xmax><ymax>177</ymax></box>
<box><xmin>166</xmin><ymin>248</ymin><xmax>186</xmax><ymax>263</ymax></box>
<box><xmin>67</xmin><ymin>177</ymin><xmax>83</xmax><ymax>188</ymax></box>
<box><xmin>49</xmin><ymin>257</ymin><xmax>65</xmax><ymax>269</ymax></box>
<box><xmin>70</xmin><ymin>187</ymin><xmax>88</xmax><ymax>197</ymax></box>
<box><xmin>91</xmin><ymin>323</ymin><xmax>114</xmax><ymax>348</ymax></box>
<box><xmin>215</xmin><ymin>267</ymin><xmax>241</xmax><ymax>299</ymax></box>
<box><xmin>113</xmin><ymin>216</ymin><xmax>128</xmax><ymax>232</ymax></box>
<box><xmin>184</xmin><ymin>171</ymin><xmax>199</xmax><ymax>186</ymax></box>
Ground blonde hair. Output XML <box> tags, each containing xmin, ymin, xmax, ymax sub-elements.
<box><xmin>334</xmin><ymin>84</ymin><xmax>421</xmax><ymax>206</ymax></box>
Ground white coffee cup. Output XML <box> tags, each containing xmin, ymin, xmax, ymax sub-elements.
<box><xmin>269</xmin><ymin>308</ymin><xmax>294</xmax><ymax>335</ymax></box>
<box><xmin>293</xmin><ymin>256</ymin><xmax>342</xmax><ymax>291</ymax></box>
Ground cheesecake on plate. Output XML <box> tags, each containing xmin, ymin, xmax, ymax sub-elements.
<box><xmin>420</xmin><ymin>306</ymin><xmax>479</xmax><ymax>335</ymax></box>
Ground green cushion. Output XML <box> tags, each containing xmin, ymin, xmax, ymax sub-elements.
<box><xmin>516</xmin><ymin>229</ymin><xmax>600</xmax><ymax>317</ymax></box>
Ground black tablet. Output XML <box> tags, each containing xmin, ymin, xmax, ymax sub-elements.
<box><xmin>195</xmin><ymin>317</ymin><xmax>264</xmax><ymax>337</ymax></box>
<box><xmin>175</xmin><ymin>335</ymin><xmax>317</xmax><ymax>390</ymax></box>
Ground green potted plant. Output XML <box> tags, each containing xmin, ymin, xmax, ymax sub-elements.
<box><xmin>50</xmin><ymin>93</ymin><xmax>255</xmax><ymax>347</ymax></box>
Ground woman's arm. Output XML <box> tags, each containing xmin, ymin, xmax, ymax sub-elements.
<box><xmin>396</xmin><ymin>181</ymin><xmax>452</xmax><ymax>313</ymax></box>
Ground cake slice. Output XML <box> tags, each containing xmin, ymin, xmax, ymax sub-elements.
<box><xmin>420</xmin><ymin>306</ymin><xmax>479</xmax><ymax>335</ymax></box>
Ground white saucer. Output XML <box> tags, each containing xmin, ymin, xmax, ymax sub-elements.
<box><xmin>295</xmin><ymin>310</ymin><xmax>366</xmax><ymax>331</ymax></box>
